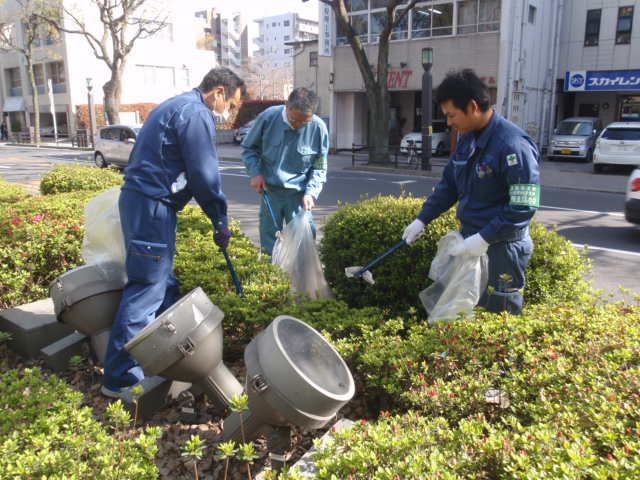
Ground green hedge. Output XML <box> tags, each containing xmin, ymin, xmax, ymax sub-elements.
<box><xmin>281</xmin><ymin>302</ymin><xmax>640</xmax><ymax>479</ymax></box>
<box><xmin>0</xmin><ymin>368</ymin><xmax>160</xmax><ymax>479</ymax></box>
<box><xmin>320</xmin><ymin>195</ymin><xmax>591</xmax><ymax>314</ymax></box>
<box><xmin>40</xmin><ymin>164</ymin><xmax>123</xmax><ymax>195</ymax></box>
<box><xmin>0</xmin><ymin>179</ymin><xmax>29</xmax><ymax>204</ymax></box>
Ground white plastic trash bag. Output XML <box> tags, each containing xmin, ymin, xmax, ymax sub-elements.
<box><xmin>271</xmin><ymin>210</ymin><xmax>333</xmax><ymax>299</ymax></box>
<box><xmin>82</xmin><ymin>187</ymin><xmax>126</xmax><ymax>267</ymax></box>
<box><xmin>419</xmin><ymin>231</ymin><xmax>488</xmax><ymax>325</ymax></box>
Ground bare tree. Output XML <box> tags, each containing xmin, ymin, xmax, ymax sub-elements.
<box><xmin>317</xmin><ymin>0</ymin><xmax>418</xmax><ymax>163</ymax></box>
<box><xmin>44</xmin><ymin>0</ymin><xmax>168</xmax><ymax>124</ymax></box>
<box><xmin>241</xmin><ymin>54</ymin><xmax>292</xmax><ymax>100</ymax></box>
<box><xmin>0</xmin><ymin>0</ymin><xmax>59</xmax><ymax>145</ymax></box>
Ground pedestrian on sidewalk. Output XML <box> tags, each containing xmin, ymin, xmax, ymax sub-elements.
<box><xmin>402</xmin><ymin>69</ymin><xmax>540</xmax><ymax>315</ymax></box>
<box><xmin>101</xmin><ymin>67</ymin><xmax>246</xmax><ymax>398</ymax></box>
<box><xmin>0</xmin><ymin>122</ymin><xmax>8</xmax><ymax>141</ymax></box>
<box><xmin>242</xmin><ymin>87</ymin><xmax>328</xmax><ymax>255</ymax></box>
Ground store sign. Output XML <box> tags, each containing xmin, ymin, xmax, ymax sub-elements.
<box><xmin>319</xmin><ymin>3</ymin><xmax>332</xmax><ymax>57</ymax></box>
<box><xmin>565</xmin><ymin>70</ymin><xmax>640</xmax><ymax>92</ymax></box>
<box><xmin>387</xmin><ymin>70</ymin><xmax>413</xmax><ymax>89</ymax></box>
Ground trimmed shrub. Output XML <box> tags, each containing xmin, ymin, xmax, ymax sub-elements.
<box><xmin>0</xmin><ymin>179</ymin><xmax>29</xmax><ymax>204</ymax></box>
<box><xmin>320</xmin><ymin>195</ymin><xmax>591</xmax><ymax>314</ymax></box>
<box><xmin>0</xmin><ymin>368</ymin><xmax>160</xmax><ymax>479</ymax></box>
<box><xmin>40</xmin><ymin>164</ymin><xmax>123</xmax><ymax>195</ymax></box>
<box><xmin>0</xmin><ymin>191</ymin><xmax>91</xmax><ymax>308</ymax></box>
<box><xmin>282</xmin><ymin>302</ymin><xmax>640</xmax><ymax>479</ymax></box>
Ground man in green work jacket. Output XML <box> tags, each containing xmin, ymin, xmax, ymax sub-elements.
<box><xmin>241</xmin><ymin>87</ymin><xmax>329</xmax><ymax>255</ymax></box>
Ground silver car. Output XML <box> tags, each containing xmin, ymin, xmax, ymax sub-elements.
<box><xmin>548</xmin><ymin>117</ymin><xmax>602</xmax><ymax>162</ymax></box>
<box><xmin>94</xmin><ymin>125</ymin><xmax>141</xmax><ymax>168</ymax></box>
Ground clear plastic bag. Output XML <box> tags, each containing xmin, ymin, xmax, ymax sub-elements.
<box><xmin>271</xmin><ymin>211</ymin><xmax>333</xmax><ymax>299</ymax></box>
<box><xmin>419</xmin><ymin>231</ymin><xmax>488</xmax><ymax>325</ymax></box>
<box><xmin>82</xmin><ymin>187</ymin><xmax>126</xmax><ymax>267</ymax></box>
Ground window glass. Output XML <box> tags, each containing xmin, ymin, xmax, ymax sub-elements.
<box><xmin>370</xmin><ymin>10</ymin><xmax>388</xmax><ymax>42</ymax></box>
<box><xmin>432</xmin><ymin>3</ymin><xmax>453</xmax><ymax>36</ymax></box>
<box><xmin>601</xmin><ymin>128</ymin><xmax>640</xmax><ymax>141</ymax></box>
<box><xmin>457</xmin><ymin>0</ymin><xmax>478</xmax><ymax>34</ymax></box>
<box><xmin>391</xmin><ymin>8</ymin><xmax>409</xmax><ymax>40</ymax></box>
<box><xmin>584</xmin><ymin>9</ymin><xmax>601</xmax><ymax>46</ymax></box>
<box><xmin>616</xmin><ymin>6</ymin><xmax>634</xmax><ymax>44</ymax></box>
<box><xmin>350</xmin><ymin>13</ymin><xmax>368</xmax><ymax>41</ymax></box>
<box><xmin>346</xmin><ymin>0</ymin><xmax>368</xmax><ymax>12</ymax></box>
<box><xmin>557</xmin><ymin>121</ymin><xmax>593</xmax><ymax>136</ymax></box>
<box><xmin>478</xmin><ymin>0</ymin><xmax>500</xmax><ymax>32</ymax></box>
<box><xmin>412</xmin><ymin>6</ymin><xmax>432</xmax><ymax>38</ymax></box>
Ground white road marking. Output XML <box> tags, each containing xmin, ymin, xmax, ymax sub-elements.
<box><xmin>540</xmin><ymin>204</ymin><xmax>624</xmax><ymax>217</ymax></box>
<box><xmin>0</xmin><ymin>166</ymin><xmax>11</xmax><ymax>169</ymax></box>
<box><xmin>572</xmin><ymin>243</ymin><xmax>640</xmax><ymax>257</ymax></box>
<box><xmin>392</xmin><ymin>180</ymin><xmax>416</xmax><ymax>185</ymax></box>
<box><xmin>221</xmin><ymin>172</ymin><xmax>249</xmax><ymax>178</ymax></box>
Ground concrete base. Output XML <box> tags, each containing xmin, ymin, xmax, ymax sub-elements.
<box><xmin>40</xmin><ymin>331</ymin><xmax>88</xmax><ymax>372</ymax></box>
<box><xmin>0</xmin><ymin>298</ymin><xmax>73</xmax><ymax>359</ymax></box>
<box><xmin>113</xmin><ymin>377</ymin><xmax>192</xmax><ymax>421</ymax></box>
<box><xmin>289</xmin><ymin>418</ymin><xmax>354</xmax><ymax>478</ymax></box>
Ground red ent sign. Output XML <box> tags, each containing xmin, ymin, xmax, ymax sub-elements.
<box><xmin>387</xmin><ymin>70</ymin><xmax>413</xmax><ymax>89</ymax></box>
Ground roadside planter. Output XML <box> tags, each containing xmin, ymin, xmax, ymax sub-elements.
<box><xmin>50</xmin><ymin>262</ymin><xmax>126</xmax><ymax>364</ymax></box>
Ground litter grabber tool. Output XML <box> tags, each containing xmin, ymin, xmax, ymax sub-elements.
<box><xmin>262</xmin><ymin>191</ymin><xmax>279</xmax><ymax>230</ymax></box>
<box><xmin>222</xmin><ymin>248</ymin><xmax>245</xmax><ymax>297</ymax></box>
<box><xmin>345</xmin><ymin>239</ymin><xmax>407</xmax><ymax>285</ymax></box>
<box><xmin>263</xmin><ymin>191</ymin><xmax>285</xmax><ymax>261</ymax></box>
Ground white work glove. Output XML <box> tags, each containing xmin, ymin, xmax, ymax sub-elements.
<box><xmin>402</xmin><ymin>219</ymin><xmax>425</xmax><ymax>245</ymax></box>
<box><xmin>451</xmin><ymin>233</ymin><xmax>489</xmax><ymax>257</ymax></box>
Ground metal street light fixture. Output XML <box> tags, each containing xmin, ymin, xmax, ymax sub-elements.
<box><xmin>421</xmin><ymin>47</ymin><xmax>433</xmax><ymax>171</ymax></box>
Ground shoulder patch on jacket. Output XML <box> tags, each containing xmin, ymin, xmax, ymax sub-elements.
<box><xmin>506</xmin><ymin>153</ymin><xmax>519</xmax><ymax>167</ymax></box>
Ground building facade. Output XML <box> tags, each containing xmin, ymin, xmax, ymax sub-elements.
<box><xmin>0</xmin><ymin>0</ymin><xmax>216</xmax><ymax>137</ymax></box>
<box><xmin>294</xmin><ymin>0</ymin><xmax>639</xmax><ymax>152</ymax></box>
<box><xmin>557</xmin><ymin>2</ymin><xmax>640</xmax><ymax>126</ymax></box>
<box><xmin>196</xmin><ymin>9</ymin><xmax>249</xmax><ymax>70</ymax></box>
<box><xmin>255</xmin><ymin>13</ymin><xmax>319</xmax><ymax>69</ymax></box>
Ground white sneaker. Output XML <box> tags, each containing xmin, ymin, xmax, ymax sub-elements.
<box><xmin>101</xmin><ymin>385</ymin><xmax>128</xmax><ymax>399</ymax></box>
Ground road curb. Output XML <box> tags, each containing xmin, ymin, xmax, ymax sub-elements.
<box><xmin>4</xmin><ymin>142</ymin><xmax>93</xmax><ymax>152</ymax></box>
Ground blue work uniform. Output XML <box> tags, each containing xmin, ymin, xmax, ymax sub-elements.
<box><xmin>242</xmin><ymin>105</ymin><xmax>328</xmax><ymax>255</ymax></box>
<box><xmin>103</xmin><ymin>88</ymin><xmax>228</xmax><ymax>390</ymax></box>
<box><xmin>417</xmin><ymin>112</ymin><xmax>540</xmax><ymax>314</ymax></box>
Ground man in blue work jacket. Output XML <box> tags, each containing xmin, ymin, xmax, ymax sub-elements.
<box><xmin>403</xmin><ymin>69</ymin><xmax>540</xmax><ymax>315</ymax></box>
<box><xmin>101</xmin><ymin>68</ymin><xmax>246</xmax><ymax>398</ymax></box>
<box><xmin>242</xmin><ymin>87</ymin><xmax>328</xmax><ymax>256</ymax></box>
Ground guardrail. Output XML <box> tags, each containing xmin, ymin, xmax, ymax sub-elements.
<box><xmin>351</xmin><ymin>143</ymin><xmax>422</xmax><ymax>170</ymax></box>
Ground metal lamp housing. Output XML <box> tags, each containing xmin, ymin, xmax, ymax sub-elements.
<box><xmin>223</xmin><ymin>315</ymin><xmax>355</xmax><ymax>442</ymax></box>
<box><xmin>49</xmin><ymin>263</ymin><xmax>126</xmax><ymax>364</ymax></box>
<box><xmin>125</xmin><ymin>287</ymin><xmax>243</xmax><ymax>407</ymax></box>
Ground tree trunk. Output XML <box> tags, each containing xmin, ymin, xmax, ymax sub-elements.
<box><xmin>103</xmin><ymin>68</ymin><xmax>123</xmax><ymax>125</ymax></box>
<box><xmin>367</xmin><ymin>86</ymin><xmax>390</xmax><ymax>164</ymax></box>
<box><xmin>25</xmin><ymin>55</ymin><xmax>41</xmax><ymax>146</ymax></box>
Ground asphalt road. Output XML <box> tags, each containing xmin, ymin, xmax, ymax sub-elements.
<box><xmin>1</xmin><ymin>144</ymin><xmax>638</xmax><ymax>300</ymax></box>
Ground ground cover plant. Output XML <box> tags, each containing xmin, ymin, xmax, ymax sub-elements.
<box><xmin>40</xmin><ymin>164</ymin><xmax>123</xmax><ymax>195</ymax></box>
<box><xmin>2</xmin><ymin>168</ymin><xmax>636</xmax><ymax>479</ymax></box>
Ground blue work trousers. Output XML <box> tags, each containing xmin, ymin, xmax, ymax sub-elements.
<box><xmin>260</xmin><ymin>189</ymin><xmax>315</xmax><ymax>256</ymax></box>
<box><xmin>477</xmin><ymin>234</ymin><xmax>534</xmax><ymax>315</ymax></box>
<box><xmin>103</xmin><ymin>189</ymin><xmax>181</xmax><ymax>390</ymax></box>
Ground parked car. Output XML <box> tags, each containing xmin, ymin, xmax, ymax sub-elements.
<box><xmin>399</xmin><ymin>123</ymin><xmax>450</xmax><ymax>156</ymax></box>
<box><xmin>593</xmin><ymin>122</ymin><xmax>640</xmax><ymax>173</ymax></box>
<box><xmin>233</xmin><ymin>120</ymin><xmax>255</xmax><ymax>144</ymax></box>
<box><xmin>94</xmin><ymin>125</ymin><xmax>141</xmax><ymax>168</ymax></box>
<box><xmin>625</xmin><ymin>167</ymin><xmax>640</xmax><ymax>225</ymax></box>
<box><xmin>548</xmin><ymin>116</ymin><xmax>602</xmax><ymax>162</ymax></box>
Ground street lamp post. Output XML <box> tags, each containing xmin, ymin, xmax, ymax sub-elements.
<box><xmin>86</xmin><ymin>78</ymin><xmax>97</xmax><ymax>149</ymax></box>
<box><xmin>421</xmin><ymin>47</ymin><xmax>433</xmax><ymax>171</ymax></box>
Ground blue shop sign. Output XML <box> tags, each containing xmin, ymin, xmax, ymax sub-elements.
<box><xmin>565</xmin><ymin>70</ymin><xmax>640</xmax><ymax>92</ymax></box>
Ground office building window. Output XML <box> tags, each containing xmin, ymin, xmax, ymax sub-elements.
<box><xmin>346</xmin><ymin>0</ymin><xmax>368</xmax><ymax>12</ymax></box>
<box><xmin>5</xmin><ymin>67</ymin><xmax>21</xmax><ymax>96</ymax></box>
<box><xmin>310</xmin><ymin>50</ymin><xmax>318</xmax><ymax>66</ymax></box>
<box><xmin>370</xmin><ymin>10</ymin><xmax>388</xmax><ymax>43</ymax></box>
<box><xmin>528</xmin><ymin>5</ymin><xmax>536</xmax><ymax>24</ymax></box>
<box><xmin>284</xmin><ymin>20</ymin><xmax>290</xmax><ymax>27</ymax></box>
<box><xmin>284</xmin><ymin>48</ymin><xmax>291</xmax><ymax>54</ymax></box>
<box><xmin>285</xmin><ymin>35</ymin><xmax>290</xmax><ymax>40</ymax></box>
<box><xmin>350</xmin><ymin>13</ymin><xmax>368</xmax><ymax>42</ymax></box>
<box><xmin>584</xmin><ymin>9</ymin><xmax>601</xmax><ymax>47</ymax></box>
<box><xmin>391</xmin><ymin>8</ymin><xmax>409</xmax><ymax>40</ymax></box>
<box><xmin>616</xmin><ymin>6</ymin><xmax>633</xmax><ymax>44</ymax></box>
<box><xmin>412</xmin><ymin>3</ymin><xmax>453</xmax><ymax>38</ymax></box>
<box><xmin>46</xmin><ymin>61</ymin><xmax>66</xmax><ymax>93</ymax></box>
<box><xmin>32</xmin><ymin>64</ymin><xmax>45</xmax><ymax>94</ymax></box>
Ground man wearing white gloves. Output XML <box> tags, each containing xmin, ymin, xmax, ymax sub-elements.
<box><xmin>403</xmin><ymin>70</ymin><xmax>540</xmax><ymax>314</ymax></box>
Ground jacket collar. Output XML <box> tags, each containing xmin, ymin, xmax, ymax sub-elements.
<box><xmin>474</xmin><ymin>110</ymin><xmax>500</xmax><ymax>150</ymax></box>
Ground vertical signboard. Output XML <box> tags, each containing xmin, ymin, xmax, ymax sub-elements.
<box><xmin>319</xmin><ymin>2</ymin><xmax>332</xmax><ymax>56</ymax></box>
